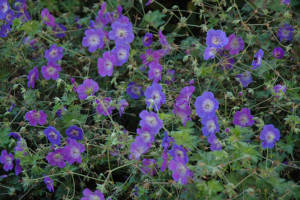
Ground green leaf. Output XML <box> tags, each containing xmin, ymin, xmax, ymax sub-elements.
<box><xmin>21</xmin><ymin>20</ymin><xmax>41</xmax><ymax>36</ymax></box>
<box><xmin>142</xmin><ymin>10</ymin><xmax>166</xmax><ymax>28</ymax></box>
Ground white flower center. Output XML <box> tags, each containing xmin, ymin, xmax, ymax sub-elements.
<box><xmin>203</xmin><ymin>99</ymin><xmax>214</xmax><ymax>112</ymax></box>
<box><xmin>212</xmin><ymin>36</ymin><xmax>220</xmax><ymax>45</ymax></box>
<box><xmin>47</xmin><ymin>67</ymin><xmax>56</xmax><ymax>75</ymax></box>
<box><xmin>89</xmin><ymin>35</ymin><xmax>100</xmax><ymax>46</ymax></box>
<box><xmin>266</xmin><ymin>131</ymin><xmax>275</xmax><ymax>143</ymax></box>
<box><xmin>118</xmin><ymin>49</ymin><xmax>127</xmax><ymax>60</ymax></box>
<box><xmin>71</xmin><ymin>147</ymin><xmax>80</xmax><ymax>158</ymax></box>
<box><xmin>117</xmin><ymin>29</ymin><xmax>127</xmax><ymax>38</ymax></box>
<box><xmin>146</xmin><ymin>116</ymin><xmax>157</xmax><ymax>127</ymax></box>
<box><xmin>207</xmin><ymin>120</ymin><xmax>216</xmax><ymax>132</ymax></box>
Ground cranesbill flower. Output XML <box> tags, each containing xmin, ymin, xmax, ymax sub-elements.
<box><xmin>15</xmin><ymin>159</ymin><xmax>22</xmax><ymax>175</ymax></box>
<box><xmin>137</xmin><ymin>127</ymin><xmax>155</xmax><ymax>145</ymax></box>
<box><xmin>81</xmin><ymin>188</ymin><xmax>105</xmax><ymax>200</ymax></box>
<box><xmin>112</xmin><ymin>44</ymin><xmax>129</xmax><ymax>66</ymax></box>
<box><xmin>207</xmin><ymin>134</ymin><xmax>222</xmax><ymax>151</ymax></box>
<box><xmin>141</xmin><ymin>159</ymin><xmax>157</xmax><ymax>176</ymax></box>
<box><xmin>169</xmin><ymin>144</ymin><xmax>188</xmax><ymax>164</ymax></box>
<box><xmin>5</xmin><ymin>9</ymin><xmax>14</xmax><ymax>24</ymax></box>
<box><xmin>161</xmin><ymin>149</ymin><xmax>168</xmax><ymax>172</ymax></box>
<box><xmin>273</xmin><ymin>47</ymin><xmax>285</xmax><ymax>59</ymax></box>
<box><xmin>173</xmin><ymin>100</ymin><xmax>192</xmax><ymax>126</ymax></box>
<box><xmin>27</xmin><ymin>67</ymin><xmax>39</xmax><ymax>89</ymax></box>
<box><xmin>219</xmin><ymin>55</ymin><xmax>235</xmax><ymax>71</ymax></box>
<box><xmin>66</xmin><ymin>125</ymin><xmax>83</xmax><ymax>140</ymax></box>
<box><xmin>44</xmin><ymin>176</ymin><xmax>54</xmax><ymax>192</ymax></box>
<box><xmin>0</xmin><ymin>0</ymin><xmax>9</xmax><ymax>20</ymax></box>
<box><xmin>108</xmin><ymin>19</ymin><xmax>134</xmax><ymax>44</ymax></box>
<box><xmin>281</xmin><ymin>0</ymin><xmax>290</xmax><ymax>5</ymax></box>
<box><xmin>126</xmin><ymin>82</ymin><xmax>143</xmax><ymax>99</ymax></box>
<box><xmin>0</xmin><ymin>150</ymin><xmax>13</xmax><ymax>172</ymax></box>
<box><xmin>148</xmin><ymin>62</ymin><xmax>162</xmax><ymax>83</ymax></box>
<box><xmin>14</xmin><ymin>139</ymin><xmax>26</xmax><ymax>153</ymax></box>
<box><xmin>162</xmin><ymin>131</ymin><xmax>173</xmax><ymax>150</ymax></box>
<box><xmin>96</xmin><ymin>97</ymin><xmax>115</xmax><ymax>116</ymax></box>
<box><xmin>41</xmin><ymin>8</ymin><xmax>55</xmax><ymax>27</ymax></box>
<box><xmin>277</xmin><ymin>24</ymin><xmax>294</xmax><ymax>42</ymax></box>
<box><xmin>44</xmin><ymin>126</ymin><xmax>61</xmax><ymax>147</ymax></box>
<box><xmin>76</xmin><ymin>79</ymin><xmax>99</xmax><ymax>100</ymax></box>
<box><xmin>82</xmin><ymin>28</ymin><xmax>105</xmax><ymax>53</ymax></box>
<box><xmin>9</xmin><ymin>132</ymin><xmax>21</xmax><ymax>141</ymax></box>
<box><xmin>118</xmin><ymin>99</ymin><xmax>128</xmax><ymax>116</ymax></box>
<box><xmin>97</xmin><ymin>51</ymin><xmax>117</xmax><ymax>77</ymax></box>
<box><xmin>0</xmin><ymin>24</ymin><xmax>11</xmax><ymax>38</ymax></box>
<box><xmin>139</xmin><ymin>110</ymin><xmax>163</xmax><ymax>135</ymax></box>
<box><xmin>46</xmin><ymin>149</ymin><xmax>66</xmax><ymax>168</ymax></box>
<box><xmin>44</xmin><ymin>44</ymin><xmax>64</xmax><ymax>62</ymax></box>
<box><xmin>165</xmin><ymin>69</ymin><xmax>175</xmax><ymax>84</ymax></box>
<box><xmin>201</xmin><ymin>115</ymin><xmax>219</xmax><ymax>136</ymax></box>
<box><xmin>206</xmin><ymin>29</ymin><xmax>228</xmax><ymax>48</ymax></box>
<box><xmin>143</xmin><ymin>32</ymin><xmax>153</xmax><ymax>47</ymax></box>
<box><xmin>236</xmin><ymin>71</ymin><xmax>252</xmax><ymax>88</ymax></box>
<box><xmin>203</xmin><ymin>46</ymin><xmax>217</xmax><ymax>60</ymax></box>
<box><xmin>145</xmin><ymin>83</ymin><xmax>165</xmax><ymax>111</ymax></box>
<box><xmin>129</xmin><ymin>137</ymin><xmax>151</xmax><ymax>160</ymax></box>
<box><xmin>272</xmin><ymin>84</ymin><xmax>286</xmax><ymax>98</ymax></box>
<box><xmin>41</xmin><ymin>62</ymin><xmax>62</xmax><ymax>80</ymax></box>
<box><xmin>251</xmin><ymin>49</ymin><xmax>264</xmax><ymax>70</ymax></box>
<box><xmin>64</xmin><ymin>139</ymin><xmax>85</xmax><ymax>165</ymax></box>
<box><xmin>259</xmin><ymin>124</ymin><xmax>280</xmax><ymax>149</ymax></box>
<box><xmin>224</xmin><ymin>34</ymin><xmax>244</xmax><ymax>55</ymax></box>
<box><xmin>53</xmin><ymin>23</ymin><xmax>66</xmax><ymax>38</ymax></box>
<box><xmin>233</xmin><ymin>108</ymin><xmax>254</xmax><ymax>127</ymax></box>
<box><xmin>195</xmin><ymin>91</ymin><xmax>219</xmax><ymax>118</ymax></box>
<box><xmin>168</xmin><ymin>159</ymin><xmax>192</xmax><ymax>185</ymax></box>
<box><xmin>25</xmin><ymin>110</ymin><xmax>47</xmax><ymax>126</ymax></box>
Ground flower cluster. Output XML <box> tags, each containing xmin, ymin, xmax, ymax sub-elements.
<box><xmin>41</xmin><ymin>8</ymin><xmax>66</xmax><ymax>38</ymax></box>
<box><xmin>195</xmin><ymin>91</ymin><xmax>221</xmax><ymax>151</ymax></box>
<box><xmin>233</xmin><ymin>108</ymin><xmax>254</xmax><ymax>127</ymax></box>
<box><xmin>145</xmin><ymin>83</ymin><xmax>166</xmax><ymax>111</ymax></box>
<box><xmin>42</xmin><ymin>44</ymin><xmax>63</xmax><ymax>80</ymax></box>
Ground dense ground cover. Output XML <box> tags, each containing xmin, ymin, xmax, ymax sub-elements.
<box><xmin>0</xmin><ymin>0</ymin><xmax>299</xmax><ymax>199</ymax></box>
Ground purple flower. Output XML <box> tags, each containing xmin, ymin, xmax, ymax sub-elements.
<box><xmin>96</xmin><ymin>97</ymin><xmax>115</xmax><ymax>116</ymax></box>
<box><xmin>273</xmin><ymin>47</ymin><xmax>285</xmax><ymax>59</ymax></box>
<box><xmin>9</xmin><ymin>132</ymin><xmax>21</xmax><ymax>141</ymax></box>
<box><xmin>27</xmin><ymin>67</ymin><xmax>39</xmax><ymax>89</ymax></box>
<box><xmin>224</xmin><ymin>34</ymin><xmax>244</xmax><ymax>55</ymax></box>
<box><xmin>206</xmin><ymin>29</ymin><xmax>228</xmax><ymax>48</ymax></box>
<box><xmin>251</xmin><ymin>49</ymin><xmax>264</xmax><ymax>70</ymax></box>
<box><xmin>145</xmin><ymin>83</ymin><xmax>165</xmax><ymax>111</ymax></box>
<box><xmin>76</xmin><ymin>79</ymin><xmax>99</xmax><ymax>100</ymax></box>
<box><xmin>137</xmin><ymin>127</ymin><xmax>155</xmax><ymax>145</ymax></box>
<box><xmin>219</xmin><ymin>55</ymin><xmax>235</xmax><ymax>71</ymax></box>
<box><xmin>41</xmin><ymin>62</ymin><xmax>62</xmax><ymax>80</ymax></box>
<box><xmin>169</xmin><ymin>159</ymin><xmax>192</xmax><ymax>185</ymax></box>
<box><xmin>25</xmin><ymin>110</ymin><xmax>47</xmax><ymax>126</ymax></box>
<box><xmin>0</xmin><ymin>24</ymin><xmax>11</xmax><ymax>38</ymax></box>
<box><xmin>277</xmin><ymin>24</ymin><xmax>294</xmax><ymax>42</ymax></box>
<box><xmin>259</xmin><ymin>124</ymin><xmax>280</xmax><ymax>149</ymax></box>
<box><xmin>126</xmin><ymin>82</ymin><xmax>143</xmax><ymax>99</ymax></box>
<box><xmin>195</xmin><ymin>91</ymin><xmax>219</xmax><ymax>118</ymax></box>
<box><xmin>165</xmin><ymin>69</ymin><xmax>175</xmax><ymax>84</ymax></box>
<box><xmin>233</xmin><ymin>108</ymin><xmax>254</xmax><ymax>127</ymax></box>
<box><xmin>44</xmin><ymin>126</ymin><xmax>61</xmax><ymax>147</ymax></box>
<box><xmin>236</xmin><ymin>71</ymin><xmax>252</xmax><ymax>88</ymax></box>
<box><xmin>145</xmin><ymin>0</ymin><xmax>154</xmax><ymax>6</ymax></box>
<box><xmin>161</xmin><ymin>149</ymin><xmax>168</xmax><ymax>172</ymax></box>
<box><xmin>81</xmin><ymin>188</ymin><xmax>105</xmax><ymax>200</ymax></box>
<box><xmin>44</xmin><ymin>176</ymin><xmax>54</xmax><ymax>192</ymax></box>
<box><xmin>44</xmin><ymin>44</ymin><xmax>64</xmax><ymax>62</ymax></box>
<box><xmin>66</xmin><ymin>125</ymin><xmax>84</xmax><ymax>140</ymax></box>
<box><xmin>112</xmin><ymin>44</ymin><xmax>129</xmax><ymax>66</ymax></box>
<box><xmin>203</xmin><ymin>46</ymin><xmax>217</xmax><ymax>60</ymax></box>
<box><xmin>273</xmin><ymin>84</ymin><xmax>287</xmax><ymax>98</ymax></box>
<box><xmin>82</xmin><ymin>28</ymin><xmax>105</xmax><ymax>53</ymax></box>
<box><xmin>0</xmin><ymin>150</ymin><xmax>13</xmax><ymax>172</ymax></box>
<box><xmin>97</xmin><ymin>51</ymin><xmax>117</xmax><ymax>77</ymax></box>
<box><xmin>140</xmin><ymin>49</ymin><xmax>163</xmax><ymax>67</ymax></box>
<box><xmin>129</xmin><ymin>137</ymin><xmax>151</xmax><ymax>160</ymax></box>
<box><xmin>162</xmin><ymin>131</ymin><xmax>173</xmax><ymax>150</ymax></box>
<box><xmin>159</xmin><ymin>30</ymin><xmax>171</xmax><ymax>54</ymax></box>
<box><xmin>148</xmin><ymin>62</ymin><xmax>162</xmax><ymax>83</ymax></box>
<box><xmin>207</xmin><ymin>134</ymin><xmax>222</xmax><ymax>151</ymax></box>
<box><xmin>64</xmin><ymin>139</ymin><xmax>85</xmax><ymax>165</ymax></box>
<box><xmin>169</xmin><ymin>144</ymin><xmax>188</xmax><ymax>164</ymax></box>
<box><xmin>108</xmin><ymin>19</ymin><xmax>134</xmax><ymax>44</ymax></box>
<box><xmin>143</xmin><ymin>32</ymin><xmax>153</xmax><ymax>47</ymax></box>
<box><xmin>41</xmin><ymin>8</ymin><xmax>55</xmax><ymax>27</ymax></box>
<box><xmin>53</xmin><ymin>23</ymin><xmax>67</xmax><ymax>38</ymax></box>
<box><xmin>46</xmin><ymin>149</ymin><xmax>66</xmax><ymax>168</ymax></box>
<box><xmin>14</xmin><ymin>139</ymin><xmax>26</xmax><ymax>153</ymax></box>
<box><xmin>141</xmin><ymin>159</ymin><xmax>157</xmax><ymax>176</ymax></box>
<box><xmin>0</xmin><ymin>0</ymin><xmax>9</xmax><ymax>20</ymax></box>
<box><xmin>139</xmin><ymin>110</ymin><xmax>163</xmax><ymax>135</ymax></box>
<box><xmin>5</xmin><ymin>10</ymin><xmax>15</xmax><ymax>24</ymax></box>
<box><xmin>15</xmin><ymin>159</ymin><xmax>22</xmax><ymax>176</ymax></box>
<box><xmin>201</xmin><ymin>115</ymin><xmax>219</xmax><ymax>136</ymax></box>
<box><xmin>118</xmin><ymin>99</ymin><xmax>129</xmax><ymax>116</ymax></box>
<box><xmin>281</xmin><ymin>0</ymin><xmax>290</xmax><ymax>5</ymax></box>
